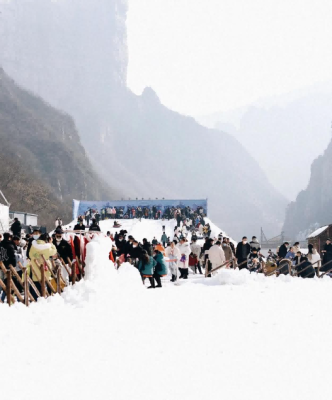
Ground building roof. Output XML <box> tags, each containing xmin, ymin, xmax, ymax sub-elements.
<box><xmin>307</xmin><ymin>225</ymin><xmax>329</xmax><ymax>239</ymax></box>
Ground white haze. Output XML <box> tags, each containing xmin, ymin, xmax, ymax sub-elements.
<box><xmin>127</xmin><ymin>0</ymin><xmax>332</xmax><ymax>116</ymax></box>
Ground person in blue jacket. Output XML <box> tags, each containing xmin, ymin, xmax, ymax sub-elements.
<box><xmin>138</xmin><ymin>250</ymin><xmax>157</xmax><ymax>289</ymax></box>
<box><xmin>153</xmin><ymin>249</ymin><xmax>168</xmax><ymax>288</ymax></box>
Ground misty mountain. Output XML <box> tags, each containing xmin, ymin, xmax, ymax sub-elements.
<box><xmin>199</xmin><ymin>90</ymin><xmax>332</xmax><ymax>200</ymax></box>
<box><xmin>0</xmin><ymin>67</ymin><xmax>116</xmax><ymax>228</ymax></box>
<box><xmin>283</xmin><ymin>137</ymin><xmax>332</xmax><ymax>240</ymax></box>
<box><xmin>0</xmin><ymin>0</ymin><xmax>287</xmax><ymax>238</ymax></box>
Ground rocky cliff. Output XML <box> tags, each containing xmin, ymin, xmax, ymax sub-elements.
<box><xmin>283</xmin><ymin>139</ymin><xmax>332</xmax><ymax>239</ymax></box>
<box><xmin>0</xmin><ymin>0</ymin><xmax>287</xmax><ymax>238</ymax></box>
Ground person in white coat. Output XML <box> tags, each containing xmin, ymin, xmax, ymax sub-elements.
<box><xmin>178</xmin><ymin>238</ymin><xmax>191</xmax><ymax>279</ymax></box>
<box><xmin>307</xmin><ymin>244</ymin><xmax>321</xmax><ymax>270</ymax></box>
<box><xmin>165</xmin><ymin>241</ymin><xmax>181</xmax><ymax>282</ymax></box>
<box><xmin>208</xmin><ymin>241</ymin><xmax>226</xmax><ymax>275</ymax></box>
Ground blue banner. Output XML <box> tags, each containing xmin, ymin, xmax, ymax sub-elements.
<box><xmin>73</xmin><ymin>199</ymin><xmax>208</xmax><ymax>220</ymax></box>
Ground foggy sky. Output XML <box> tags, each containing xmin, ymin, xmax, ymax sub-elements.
<box><xmin>127</xmin><ymin>0</ymin><xmax>332</xmax><ymax>116</ymax></box>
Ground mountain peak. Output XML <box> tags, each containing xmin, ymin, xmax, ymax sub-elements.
<box><xmin>141</xmin><ymin>87</ymin><xmax>161</xmax><ymax>104</ymax></box>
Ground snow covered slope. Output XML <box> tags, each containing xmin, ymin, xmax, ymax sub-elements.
<box><xmin>2</xmin><ymin>224</ymin><xmax>332</xmax><ymax>400</ymax></box>
<box><xmin>65</xmin><ymin>217</ymin><xmax>235</xmax><ymax>245</ymax></box>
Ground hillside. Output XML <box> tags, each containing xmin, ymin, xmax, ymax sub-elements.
<box><xmin>0</xmin><ymin>0</ymin><xmax>287</xmax><ymax>239</ymax></box>
<box><xmin>283</xmin><ymin>138</ymin><xmax>332</xmax><ymax>239</ymax></box>
<box><xmin>0</xmin><ymin>68</ymin><xmax>117</xmax><ymax>227</ymax></box>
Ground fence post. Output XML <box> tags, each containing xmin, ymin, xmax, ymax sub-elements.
<box><xmin>57</xmin><ymin>268</ymin><xmax>61</xmax><ymax>294</ymax></box>
<box><xmin>71</xmin><ymin>260</ymin><xmax>77</xmax><ymax>284</ymax></box>
<box><xmin>23</xmin><ymin>268</ymin><xmax>29</xmax><ymax>307</ymax></box>
<box><xmin>40</xmin><ymin>262</ymin><xmax>46</xmax><ymax>298</ymax></box>
<box><xmin>6</xmin><ymin>270</ymin><xmax>12</xmax><ymax>306</ymax></box>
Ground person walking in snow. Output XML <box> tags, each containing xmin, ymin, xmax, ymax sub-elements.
<box><xmin>235</xmin><ymin>237</ymin><xmax>251</xmax><ymax>270</ymax></box>
<box><xmin>208</xmin><ymin>241</ymin><xmax>225</xmax><ymax>274</ymax></box>
<box><xmin>138</xmin><ymin>250</ymin><xmax>157</xmax><ymax>289</ymax></box>
<box><xmin>161</xmin><ymin>232</ymin><xmax>168</xmax><ymax>247</ymax></box>
<box><xmin>165</xmin><ymin>241</ymin><xmax>181</xmax><ymax>282</ymax></box>
<box><xmin>153</xmin><ymin>248</ymin><xmax>168</xmax><ymax>288</ymax></box>
<box><xmin>178</xmin><ymin>238</ymin><xmax>191</xmax><ymax>279</ymax></box>
<box><xmin>190</xmin><ymin>238</ymin><xmax>202</xmax><ymax>274</ymax></box>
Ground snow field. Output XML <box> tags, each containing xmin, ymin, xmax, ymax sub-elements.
<box><xmin>1</xmin><ymin>220</ymin><xmax>332</xmax><ymax>399</ymax></box>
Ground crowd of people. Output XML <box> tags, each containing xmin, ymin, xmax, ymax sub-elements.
<box><xmin>0</xmin><ymin>214</ymin><xmax>331</xmax><ymax>303</ymax></box>
<box><xmin>81</xmin><ymin>205</ymin><xmax>206</xmax><ymax>226</ymax></box>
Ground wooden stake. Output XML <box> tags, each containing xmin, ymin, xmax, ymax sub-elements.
<box><xmin>23</xmin><ymin>268</ymin><xmax>29</xmax><ymax>306</ymax></box>
<box><xmin>76</xmin><ymin>256</ymin><xmax>84</xmax><ymax>277</ymax></box>
<box><xmin>10</xmin><ymin>278</ymin><xmax>24</xmax><ymax>303</ymax></box>
<box><xmin>37</xmin><ymin>259</ymin><xmax>46</xmax><ymax>298</ymax></box>
<box><xmin>9</xmin><ymin>265</ymin><xmax>35</xmax><ymax>303</ymax></box>
<box><xmin>6</xmin><ymin>270</ymin><xmax>12</xmax><ymax>306</ymax></box>
<box><xmin>57</xmin><ymin>268</ymin><xmax>61</xmax><ymax>294</ymax></box>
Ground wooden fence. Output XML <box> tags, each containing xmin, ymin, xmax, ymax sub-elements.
<box><xmin>0</xmin><ymin>255</ymin><xmax>84</xmax><ymax>307</ymax></box>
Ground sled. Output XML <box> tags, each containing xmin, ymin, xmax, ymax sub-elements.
<box><xmin>266</xmin><ymin>259</ymin><xmax>292</xmax><ymax>277</ymax></box>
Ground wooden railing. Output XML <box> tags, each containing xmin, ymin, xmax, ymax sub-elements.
<box><xmin>0</xmin><ymin>256</ymin><xmax>84</xmax><ymax>307</ymax></box>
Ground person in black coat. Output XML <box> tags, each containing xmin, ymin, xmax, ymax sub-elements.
<box><xmin>0</xmin><ymin>233</ymin><xmax>16</xmax><ymax>302</ymax></box>
<box><xmin>321</xmin><ymin>239</ymin><xmax>332</xmax><ymax>271</ymax></box>
<box><xmin>10</xmin><ymin>218</ymin><xmax>22</xmax><ymax>237</ymax></box>
<box><xmin>142</xmin><ymin>238</ymin><xmax>152</xmax><ymax>256</ymax></box>
<box><xmin>203</xmin><ymin>237</ymin><xmax>214</xmax><ymax>276</ymax></box>
<box><xmin>89</xmin><ymin>219</ymin><xmax>101</xmax><ymax>232</ymax></box>
<box><xmin>74</xmin><ymin>219</ymin><xmax>86</xmax><ymax>231</ymax></box>
<box><xmin>278</xmin><ymin>242</ymin><xmax>289</xmax><ymax>259</ymax></box>
<box><xmin>0</xmin><ymin>233</ymin><xmax>16</xmax><ymax>269</ymax></box>
<box><xmin>293</xmin><ymin>251</ymin><xmax>306</xmax><ymax>266</ymax></box>
<box><xmin>235</xmin><ymin>237</ymin><xmax>251</xmax><ymax>269</ymax></box>
<box><xmin>295</xmin><ymin>257</ymin><xmax>315</xmax><ymax>278</ymax></box>
<box><xmin>53</xmin><ymin>230</ymin><xmax>73</xmax><ymax>263</ymax></box>
<box><xmin>115</xmin><ymin>234</ymin><xmax>127</xmax><ymax>257</ymax></box>
<box><xmin>129</xmin><ymin>241</ymin><xmax>143</xmax><ymax>267</ymax></box>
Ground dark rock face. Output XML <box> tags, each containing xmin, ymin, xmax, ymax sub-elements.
<box><xmin>0</xmin><ymin>0</ymin><xmax>287</xmax><ymax>238</ymax></box>
<box><xmin>283</xmin><ymin>140</ymin><xmax>332</xmax><ymax>239</ymax></box>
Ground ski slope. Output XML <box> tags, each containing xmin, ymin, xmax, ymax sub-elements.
<box><xmin>1</xmin><ymin>219</ymin><xmax>332</xmax><ymax>400</ymax></box>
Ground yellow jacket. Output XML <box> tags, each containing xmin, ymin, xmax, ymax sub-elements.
<box><xmin>28</xmin><ymin>240</ymin><xmax>57</xmax><ymax>282</ymax></box>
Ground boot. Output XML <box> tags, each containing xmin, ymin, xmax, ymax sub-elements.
<box><xmin>170</xmin><ymin>274</ymin><xmax>176</xmax><ymax>282</ymax></box>
<box><xmin>147</xmin><ymin>277</ymin><xmax>155</xmax><ymax>289</ymax></box>
<box><xmin>197</xmin><ymin>263</ymin><xmax>203</xmax><ymax>274</ymax></box>
<box><xmin>155</xmin><ymin>275</ymin><xmax>162</xmax><ymax>288</ymax></box>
